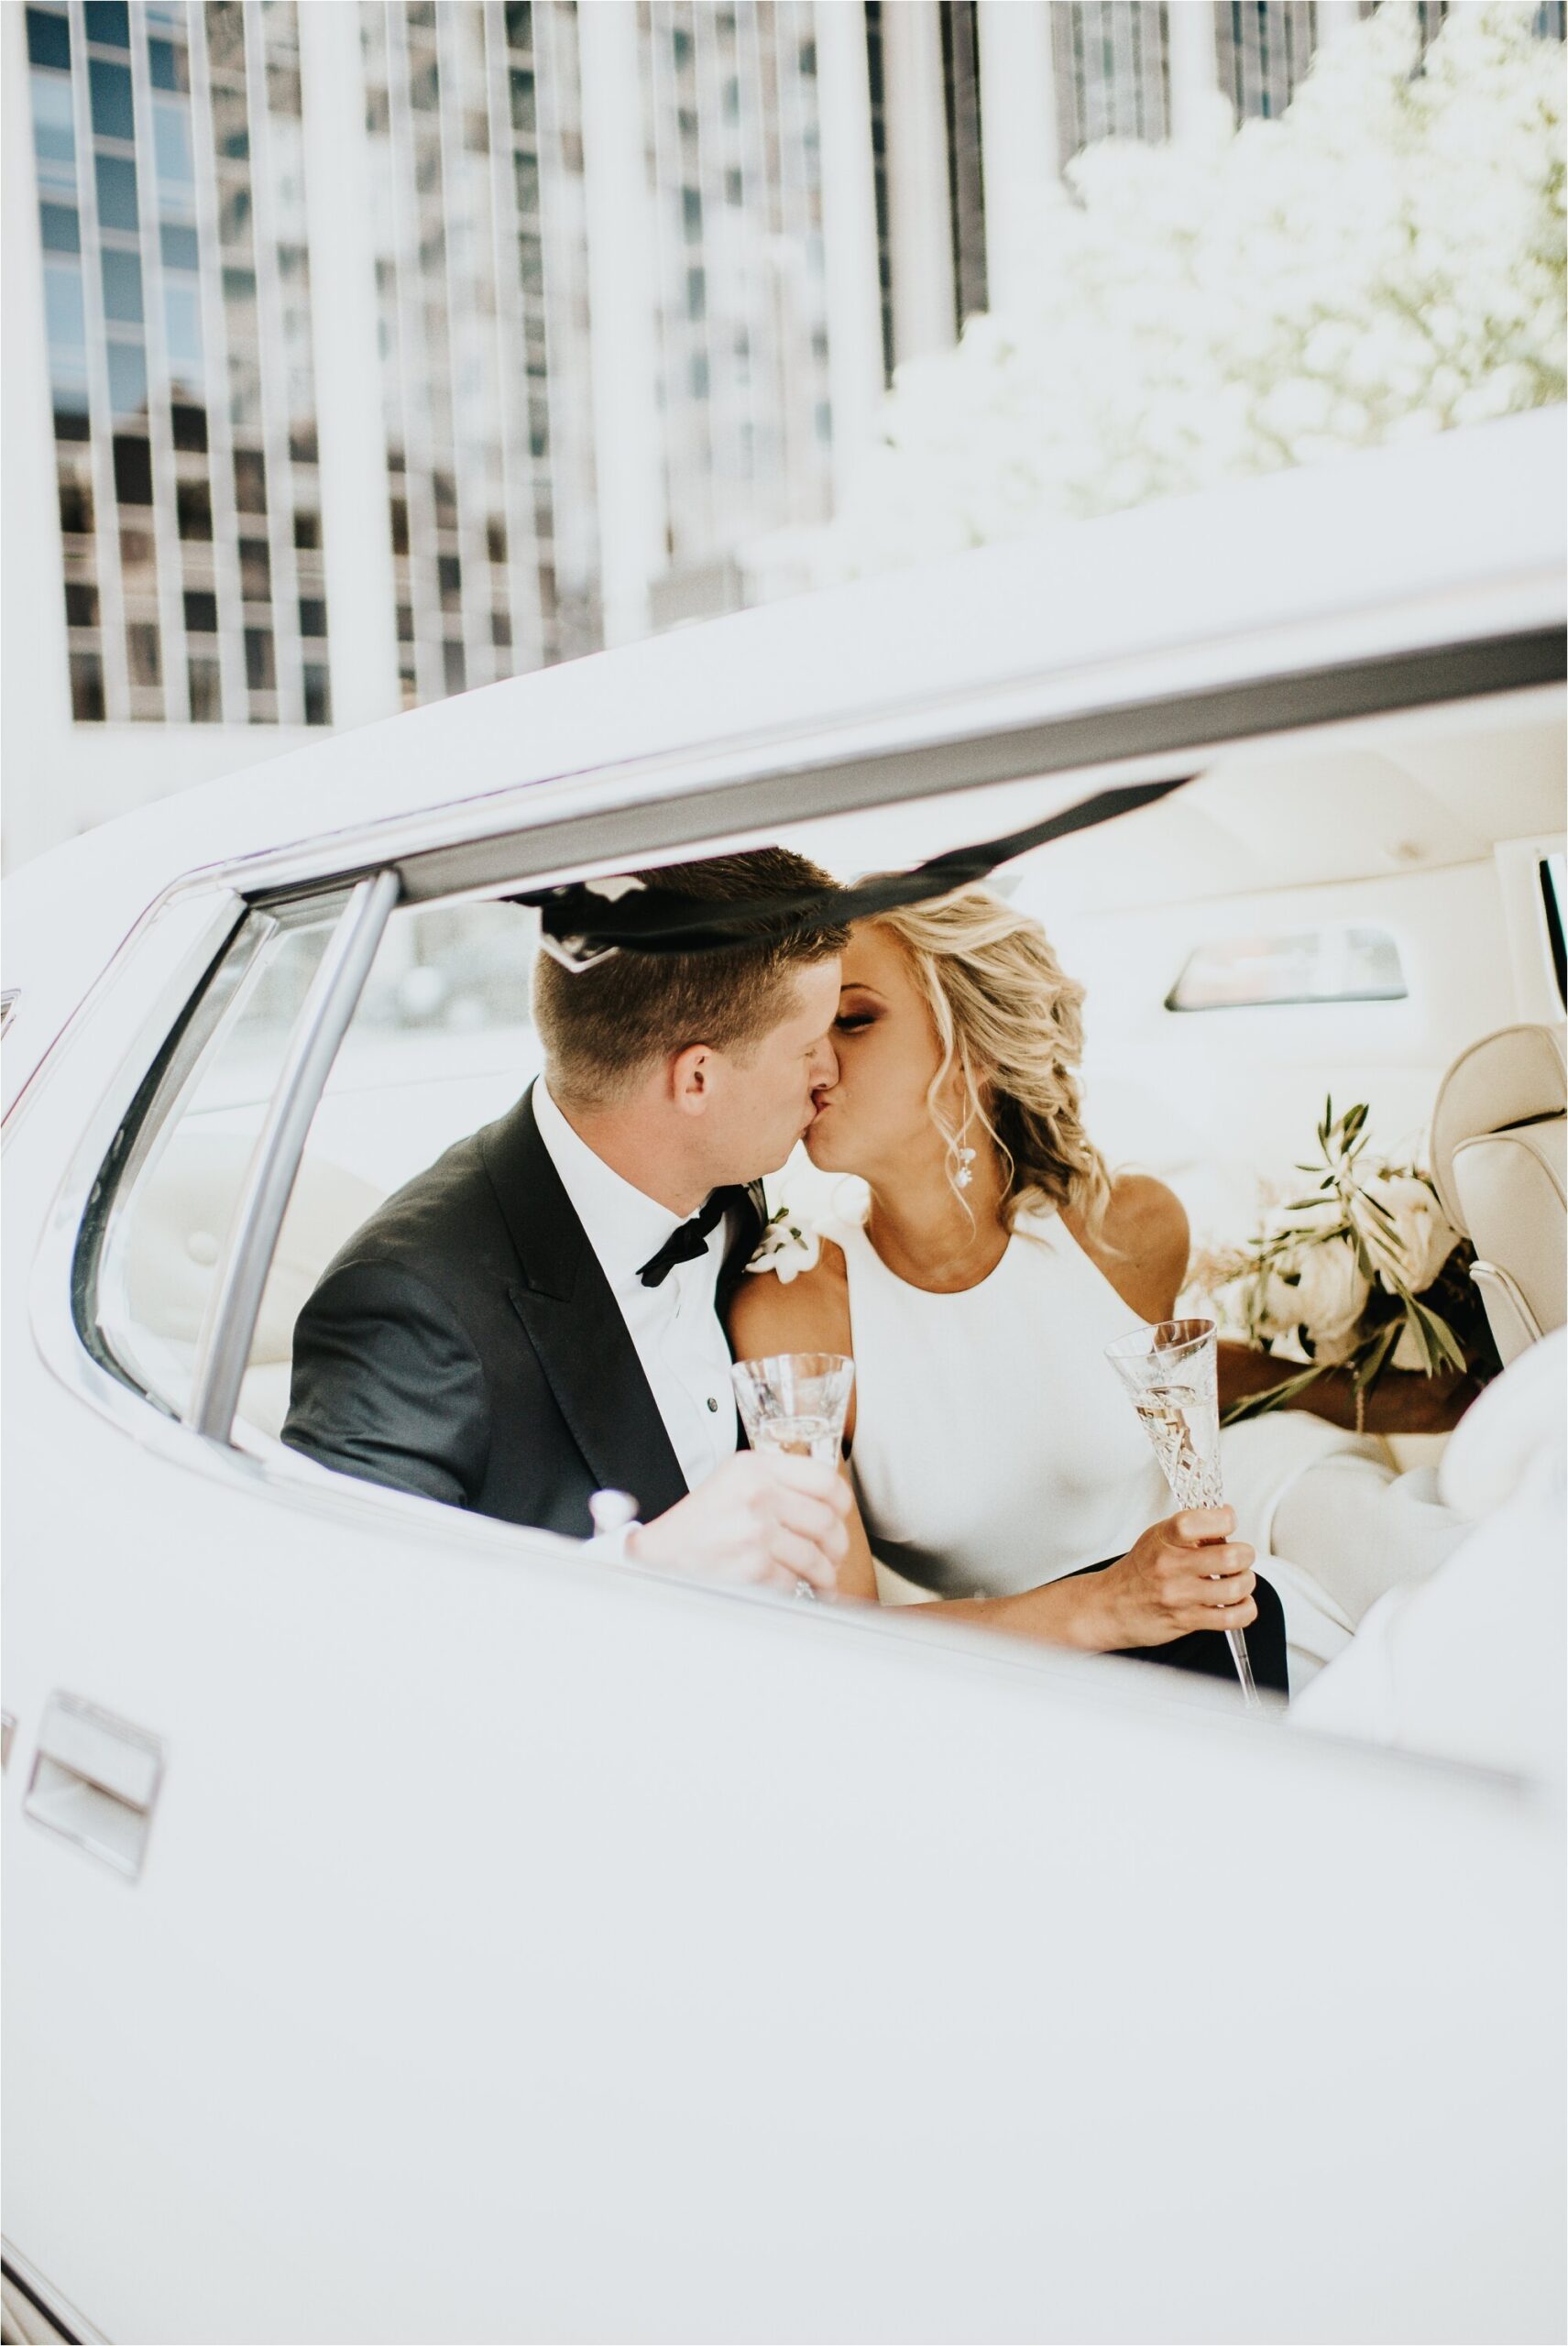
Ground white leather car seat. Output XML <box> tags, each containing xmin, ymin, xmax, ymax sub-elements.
<box><xmin>122</xmin><ymin>1130</ymin><xmax>385</xmax><ymax>1437</ymax></box>
<box><xmin>1429</xmin><ymin>1023</ymin><xmax>1566</xmax><ymax>1366</ymax></box>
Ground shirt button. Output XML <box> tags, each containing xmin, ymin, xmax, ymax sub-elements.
<box><xmin>707</xmin><ymin>1396</ymin><xmax>718</xmax><ymax>1412</ymax></box>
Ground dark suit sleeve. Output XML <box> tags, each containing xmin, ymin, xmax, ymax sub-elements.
<box><xmin>281</xmin><ymin>1260</ymin><xmax>491</xmax><ymax>1509</ymax></box>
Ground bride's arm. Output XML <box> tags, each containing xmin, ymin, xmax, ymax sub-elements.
<box><xmin>728</xmin><ymin>1251</ymin><xmax>1252</xmax><ymax>1650</ymax></box>
<box><xmin>1076</xmin><ymin>1173</ymin><xmax>1475</xmax><ymax>1435</ymax></box>
<box><xmin>1216</xmin><ymin>1341</ymin><xmax>1476</xmax><ymax>1433</ymax></box>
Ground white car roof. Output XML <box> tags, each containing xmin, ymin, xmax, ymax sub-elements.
<box><xmin>5</xmin><ymin>407</ymin><xmax>1563</xmax><ymax>1014</ymax></box>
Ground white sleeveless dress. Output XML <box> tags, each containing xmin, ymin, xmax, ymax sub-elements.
<box><xmin>825</xmin><ymin>1205</ymin><xmax>1356</xmax><ymax>1683</ymax></box>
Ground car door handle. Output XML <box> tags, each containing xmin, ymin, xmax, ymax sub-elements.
<box><xmin>24</xmin><ymin>1694</ymin><xmax>164</xmax><ymax>1881</ymax></box>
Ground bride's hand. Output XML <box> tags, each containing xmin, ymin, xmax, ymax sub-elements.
<box><xmin>1083</xmin><ymin>1508</ymin><xmax>1257</xmax><ymax>1650</ymax></box>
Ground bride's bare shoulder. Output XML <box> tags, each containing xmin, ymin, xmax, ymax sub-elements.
<box><xmin>1101</xmin><ymin>1172</ymin><xmax>1189</xmax><ymax>1260</ymax></box>
<box><xmin>1065</xmin><ymin>1174</ymin><xmax>1190</xmax><ymax>1319</ymax></box>
<box><xmin>727</xmin><ymin>1240</ymin><xmax>850</xmax><ymax>1354</ymax></box>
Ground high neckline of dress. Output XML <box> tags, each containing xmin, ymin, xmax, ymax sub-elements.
<box><xmin>857</xmin><ymin>1212</ymin><xmax>1046</xmax><ymax>1299</ymax></box>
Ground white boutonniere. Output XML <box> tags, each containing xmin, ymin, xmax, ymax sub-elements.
<box><xmin>746</xmin><ymin>1203</ymin><xmax>821</xmax><ymax>1284</ymax></box>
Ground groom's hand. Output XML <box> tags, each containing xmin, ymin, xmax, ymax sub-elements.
<box><xmin>1091</xmin><ymin>1507</ymin><xmax>1257</xmax><ymax>1650</ymax></box>
<box><xmin>629</xmin><ymin>1453</ymin><xmax>850</xmax><ymax>1595</ymax></box>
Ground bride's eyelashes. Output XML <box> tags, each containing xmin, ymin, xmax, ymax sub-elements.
<box><xmin>834</xmin><ymin>1010</ymin><xmax>877</xmax><ymax>1035</ymax></box>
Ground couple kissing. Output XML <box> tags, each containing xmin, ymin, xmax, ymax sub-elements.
<box><xmin>285</xmin><ymin>845</ymin><xmax>1317</xmax><ymax>1691</ymax></box>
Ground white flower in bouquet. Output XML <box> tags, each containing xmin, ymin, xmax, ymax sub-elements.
<box><xmin>1214</xmin><ymin>1097</ymin><xmax>1479</xmax><ymax>1421</ymax></box>
<box><xmin>1359</xmin><ymin>1173</ymin><xmax>1462</xmax><ymax>1297</ymax></box>
<box><xmin>1259</xmin><ymin>1232</ymin><xmax>1372</xmax><ymax>1365</ymax></box>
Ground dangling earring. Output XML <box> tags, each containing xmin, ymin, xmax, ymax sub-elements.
<box><xmin>954</xmin><ymin>1107</ymin><xmax>976</xmax><ymax>1191</ymax></box>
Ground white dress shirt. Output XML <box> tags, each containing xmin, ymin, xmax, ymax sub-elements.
<box><xmin>532</xmin><ymin>1077</ymin><xmax>740</xmax><ymax>1496</ymax></box>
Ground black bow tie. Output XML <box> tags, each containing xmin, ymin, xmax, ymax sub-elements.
<box><xmin>638</xmin><ymin>1188</ymin><xmax>744</xmax><ymax>1288</ymax></box>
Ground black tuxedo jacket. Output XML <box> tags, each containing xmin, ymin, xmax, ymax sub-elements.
<box><xmin>281</xmin><ymin>1083</ymin><xmax>766</xmax><ymax>1537</ymax></box>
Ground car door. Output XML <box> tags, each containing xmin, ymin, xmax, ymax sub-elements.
<box><xmin>5</xmin><ymin>729</ymin><xmax>1563</xmax><ymax>2339</ymax></box>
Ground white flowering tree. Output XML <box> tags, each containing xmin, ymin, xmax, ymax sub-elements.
<box><xmin>830</xmin><ymin>2</ymin><xmax>1565</xmax><ymax>574</ymax></box>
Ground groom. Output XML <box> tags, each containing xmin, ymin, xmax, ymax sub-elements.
<box><xmin>282</xmin><ymin>850</ymin><xmax>851</xmax><ymax>1594</ymax></box>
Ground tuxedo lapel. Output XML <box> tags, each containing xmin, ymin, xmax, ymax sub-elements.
<box><xmin>479</xmin><ymin>1084</ymin><xmax>689</xmax><ymax>1523</ymax></box>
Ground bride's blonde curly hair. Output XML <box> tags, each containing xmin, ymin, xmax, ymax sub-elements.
<box><xmin>872</xmin><ymin>885</ymin><xmax>1112</xmax><ymax>1237</ymax></box>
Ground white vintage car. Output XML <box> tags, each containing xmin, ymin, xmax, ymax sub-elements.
<box><xmin>4</xmin><ymin>412</ymin><xmax>1564</xmax><ymax>2346</ymax></box>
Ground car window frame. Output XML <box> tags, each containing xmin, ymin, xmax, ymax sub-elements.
<box><xmin>74</xmin><ymin>879</ymin><xmax>397</xmax><ymax>1438</ymax></box>
<box><xmin>59</xmin><ymin>616</ymin><xmax>1565</xmax><ymax>1493</ymax></box>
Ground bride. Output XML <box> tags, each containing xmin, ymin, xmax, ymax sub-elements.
<box><xmin>729</xmin><ymin>885</ymin><xmax>1414</xmax><ymax>1691</ymax></box>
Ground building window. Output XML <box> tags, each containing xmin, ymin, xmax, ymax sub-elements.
<box><xmin>126</xmin><ymin>620</ymin><xmax>161</xmax><ymax>687</ymax></box>
<box><xmin>58</xmin><ymin>475</ymin><xmax>93</xmax><ymax>536</ymax></box>
<box><xmin>69</xmin><ymin>652</ymin><xmax>105</xmax><ymax>722</ymax></box>
<box><xmin>939</xmin><ymin>1</ymin><xmax>987</xmax><ymax>329</ymax></box>
<box><xmin>94</xmin><ymin>153</ymin><xmax>139</xmax><ymax>230</ymax></box>
<box><xmin>643</xmin><ymin>0</ymin><xmax>837</xmax><ymax>576</ymax></box>
<box><xmin>38</xmin><ymin>201</ymin><xmax>80</xmax><ymax>254</ymax></box>
<box><xmin>244</xmin><ymin>627</ymin><xmax>275</xmax><ymax>691</ymax></box>
<box><xmin>89</xmin><ymin>59</ymin><xmax>136</xmax><ymax>139</ymax></box>
<box><xmin>84</xmin><ymin>4</ymin><xmax>131</xmax><ymax>47</ymax></box>
<box><xmin>113</xmin><ymin>436</ymin><xmax>153</xmax><ymax>504</ymax></box>
<box><xmin>231</xmin><ymin>441</ymin><xmax>265</xmax><ymax>513</ymax></box>
<box><xmin>188</xmin><ymin>656</ymin><xmax>223</xmax><ymax>721</ymax></box>
<box><xmin>863</xmin><ymin>0</ymin><xmax>894</xmax><ymax>383</ymax></box>
<box><xmin>27</xmin><ymin>8</ymin><xmax>72</xmax><ymax>71</ymax></box>
<box><xmin>100</xmin><ymin>248</ymin><xmax>144</xmax><ymax>323</ymax></box>
<box><xmin>30</xmin><ymin>0</ymin><xmax>329</xmax><ymax>728</ymax></box>
<box><xmin>364</xmin><ymin>0</ymin><xmax>600</xmax><ymax>702</ymax></box>
<box><xmin>175</xmin><ymin>478</ymin><xmax>213</xmax><ymax>539</ymax></box>
<box><xmin>1054</xmin><ymin>2</ymin><xmax>1170</xmax><ymax>159</ymax></box>
<box><xmin>1217</xmin><ymin>1</ymin><xmax>1317</xmax><ymax>124</ymax></box>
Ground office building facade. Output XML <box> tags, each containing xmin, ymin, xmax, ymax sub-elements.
<box><xmin>6</xmin><ymin>0</ymin><xmax>1562</xmax><ymax>861</ymax></box>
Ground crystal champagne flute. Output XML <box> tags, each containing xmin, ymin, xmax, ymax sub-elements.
<box><xmin>729</xmin><ymin>1352</ymin><xmax>855</xmax><ymax>1599</ymax></box>
<box><xmin>1103</xmin><ymin>1318</ymin><xmax>1262</xmax><ymax>1709</ymax></box>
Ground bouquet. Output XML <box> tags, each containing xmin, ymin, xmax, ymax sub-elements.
<box><xmin>1190</xmin><ymin>1099</ymin><xmax>1499</xmax><ymax>1427</ymax></box>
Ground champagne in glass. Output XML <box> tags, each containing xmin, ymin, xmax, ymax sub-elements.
<box><xmin>1104</xmin><ymin>1319</ymin><xmax>1261</xmax><ymax>1709</ymax></box>
<box><xmin>729</xmin><ymin>1353</ymin><xmax>855</xmax><ymax>1596</ymax></box>
<box><xmin>750</xmin><ymin>1413</ymin><xmax>839</xmax><ymax>1464</ymax></box>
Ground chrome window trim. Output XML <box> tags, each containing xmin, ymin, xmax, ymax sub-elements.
<box><xmin>2</xmin><ymin>2240</ymin><xmax>108</xmax><ymax>2345</ymax></box>
<box><xmin>187</xmin><ymin>870</ymin><xmax>400</xmax><ymax>1442</ymax></box>
<box><xmin>214</xmin><ymin>622</ymin><xmax>1567</xmax><ymax>912</ymax></box>
<box><xmin>85</xmin><ymin>910</ymin><xmax>281</xmax><ymax>1362</ymax></box>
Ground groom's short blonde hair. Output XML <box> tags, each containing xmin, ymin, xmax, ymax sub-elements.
<box><xmin>533</xmin><ymin>848</ymin><xmax>847</xmax><ymax>1105</ymax></box>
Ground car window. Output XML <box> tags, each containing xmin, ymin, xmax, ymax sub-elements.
<box><xmin>1540</xmin><ymin>851</ymin><xmax>1566</xmax><ymax>1010</ymax></box>
<box><xmin>1166</xmin><ymin>925</ymin><xmax>1407</xmax><ymax>1012</ymax></box>
<box><xmin>237</xmin><ymin>897</ymin><xmax>537</xmax><ymax>1441</ymax></box>
<box><xmin>91</xmin><ymin>894</ymin><xmax>350</xmax><ymax>1417</ymax></box>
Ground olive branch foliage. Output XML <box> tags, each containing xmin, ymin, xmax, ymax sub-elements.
<box><xmin>1220</xmin><ymin>1098</ymin><xmax>1486</xmax><ymax>1426</ymax></box>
